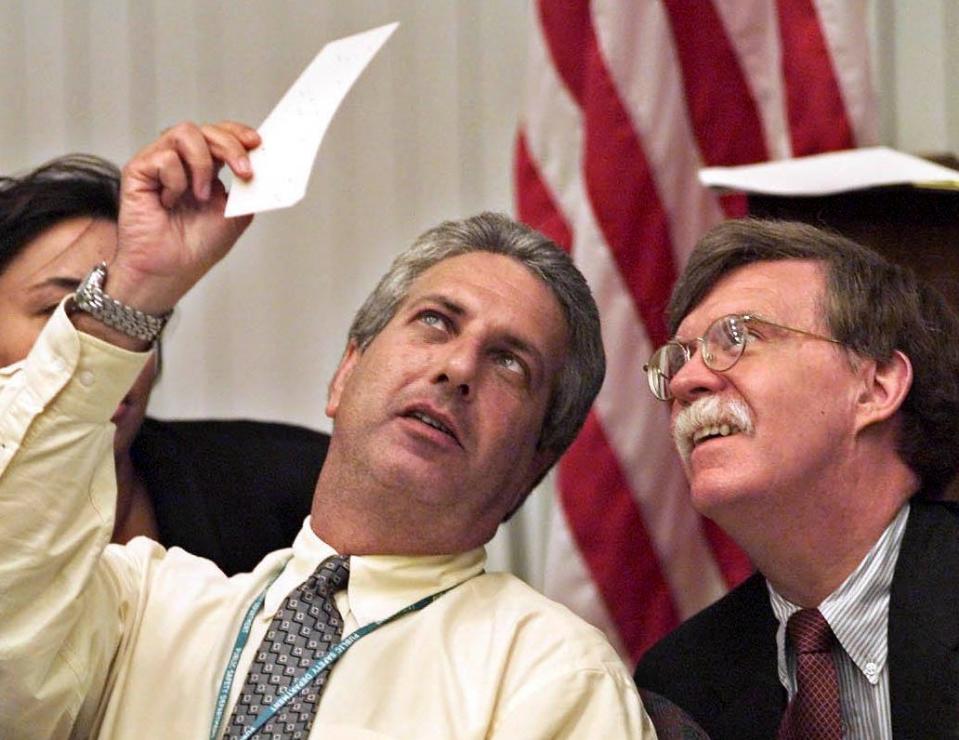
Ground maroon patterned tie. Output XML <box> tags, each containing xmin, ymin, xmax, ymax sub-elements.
<box><xmin>777</xmin><ymin>608</ymin><xmax>843</xmax><ymax>740</ymax></box>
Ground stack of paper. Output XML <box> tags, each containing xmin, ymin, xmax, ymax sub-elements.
<box><xmin>699</xmin><ymin>147</ymin><xmax>959</xmax><ymax>196</ymax></box>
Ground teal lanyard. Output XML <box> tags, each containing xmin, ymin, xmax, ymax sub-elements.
<box><xmin>209</xmin><ymin>568</ymin><xmax>462</xmax><ymax>740</ymax></box>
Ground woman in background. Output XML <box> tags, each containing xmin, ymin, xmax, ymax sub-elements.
<box><xmin>0</xmin><ymin>155</ymin><xmax>328</xmax><ymax>574</ymax></box>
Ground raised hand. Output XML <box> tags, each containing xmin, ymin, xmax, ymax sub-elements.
<box><xmin>109</xmin><ymin>121</ymin><xmax>261</xmax><ymax>316</ymax></box>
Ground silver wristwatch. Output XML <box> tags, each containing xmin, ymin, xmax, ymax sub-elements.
<box><xmin>71</xmin><ymin>262</ymin><xmax>171</xmax><ymax>343</ymax></box>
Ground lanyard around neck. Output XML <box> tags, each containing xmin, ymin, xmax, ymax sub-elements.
<box><xmin>209</xmin><ymin>565</ymin><xmax>465</xmax><ymax>740</ymax></box>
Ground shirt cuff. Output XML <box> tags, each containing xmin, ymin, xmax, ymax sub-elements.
<box><xmin>32</xmin><ymin>299</ymin><xmax>152</xmax><ymax>424</ymax></box>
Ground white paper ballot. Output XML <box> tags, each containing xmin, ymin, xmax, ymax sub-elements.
<box><xmin>699</xmin><ymin>146</ymin><xmax>959</xmax><ymax>196</ymax></box>
<box><xmin>225</xmin><ymin>22</ymin><xmax>398</xmax><ymax>217</ymax></box>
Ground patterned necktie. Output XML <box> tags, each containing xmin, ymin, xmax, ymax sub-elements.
<box><xmin>777</xmin><ymin>608</ymin><xmax>843</xmax><ymax>740</ymax></box>
<box><xmin>225</xmin><ymin>555</ymin><xmax>351</xmax><ymax>739</ymax></box>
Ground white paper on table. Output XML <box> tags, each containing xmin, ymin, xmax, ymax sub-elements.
<box><xmin>699</xmin><ymin>146</ymin><xmax>959</xmax><ymax>196</ymax></box>
<box><xmin>225</xmin><ymin>22</ymin><xmax>398</xmax><ymax>217</ymax></box>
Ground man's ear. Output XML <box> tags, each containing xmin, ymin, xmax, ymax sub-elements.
<box><xmin>854</xmin><ymin>350</ymin><xmax>913</xmax><ymax>432</ymax></box>
<box><xmin>326</xmin><ymin>340</ymin><xmax>361</xmax><ymax>419</ymax></box>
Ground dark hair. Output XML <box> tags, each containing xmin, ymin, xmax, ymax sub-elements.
<box><xmin>349</xmin><ymin>211</ymin><xmax>606</xmax><ymax>457</ymax></box>
<box><xmin>0</xmin><ymin>154</ymin><xmax>120</xmax><ymax>275</ymax></box>
<box><xmin>669</xmin><ymin>218</ymin><xmax>959</xmax><ymax>497</ymax></box>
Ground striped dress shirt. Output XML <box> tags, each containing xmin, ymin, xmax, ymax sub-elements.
<box><xmin>769</xmin><ymin>504</ymin><xmax>910</xmax><ymax>740</ymax></box>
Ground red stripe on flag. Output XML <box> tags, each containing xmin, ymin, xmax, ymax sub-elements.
<box><xmin>659</xmin><ymin>1</ymin><xmax>765</xmax><ymax>221</ymax></box>
<box><xmin>514</xmin><ymin>130</ymin><xmax>574</xmax><ymax>252</ymax></box>
<box><xmin>776</xmin><ymin>0</ymin><xmax>856</xmax><ymax>154</ymax></box>
<box><xmin>538</xmin><ymin>0</ymin><xmax>676</xmax><ymax>348</ymax></box>
<box><xmin>661</xmin><ymin>0</ymin><xmax>768</xmax><ymax>167</ymax></box>
<box><xmin>559</xmin><ymin>411</ymin><xmax>680</xmax><ymax>663</ymax></box>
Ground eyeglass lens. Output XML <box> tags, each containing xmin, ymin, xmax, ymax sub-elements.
<box><xmin>645</xmin><ymin>315</ymin><xmax>749</xmax><ymax>400</ymax></box>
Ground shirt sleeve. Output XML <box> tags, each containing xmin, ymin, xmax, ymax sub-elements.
<box><xmin>0</xmin><ymin>303</ymin><xmax>151</xmax><ymax>738</ymax></box>
<box><xmin>490</xmin><ymin>657</ymin><xmax>657</xmax><ymax>738</ymax></box>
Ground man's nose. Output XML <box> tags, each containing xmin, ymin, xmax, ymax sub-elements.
<box><xmin>432</xmin><ymin>340</ymin><xmax>479</xmax><ymax>398</ymax></box>
<box><xmin>668</xmin><ymin>343</ymin><xmax>726</xmax><ymax>403</ymax></box>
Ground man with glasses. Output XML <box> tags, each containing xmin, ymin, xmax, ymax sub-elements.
<box><xmin>634</xmin><ymin>218</ymin><xmax>959</xmax><ymax>739</ymax></box>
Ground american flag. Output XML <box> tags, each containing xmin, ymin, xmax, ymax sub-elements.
<box><xmin>515</xmin><ymin>0</ymin><xmax>877</xmax><ymax>664</ymax></box>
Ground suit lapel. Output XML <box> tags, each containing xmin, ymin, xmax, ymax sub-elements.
<box><xmin>714</xmin><ymin>668</ymin><xmax>783</xmax><ymax>739</ymax></box>
<box><xmin>888</xmin><ymin>501</ymin><xmax>959</xmax><ymax>738</ymax></box>
<box><xmin>712</xmin><ymin>574</ymin><xmax>785</xmax><ymax>738</ymax></box>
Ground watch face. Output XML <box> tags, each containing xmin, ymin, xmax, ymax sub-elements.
<box><xmin>89</xmin><ymin>262</ymin><xmax>107</xmax><ymax>288</ymax></box>
<box><xmin>77</xmin><ymin>264</ymin><xmax>101</xmax><ymax>307</ymax></box>
<box><xmin>77</xmin><ymin>263</ymin><xmax>103</xmax><ymax>298</ymax></box>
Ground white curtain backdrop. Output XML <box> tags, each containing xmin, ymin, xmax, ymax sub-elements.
<box><xmin>1</xmin><ymin>0</ymin><xmax>955</xmax><ymax>585</ymax></box>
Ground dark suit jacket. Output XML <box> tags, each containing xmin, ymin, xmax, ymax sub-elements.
<box><xmin>634</xmin><ymin>500</ymin><xmax>959</xmax><ymax>739</ymax></box>
<box><xmin>130</xmin><ymin>417</ymin><xmax>330</xmax><ymax>576</ymax></box>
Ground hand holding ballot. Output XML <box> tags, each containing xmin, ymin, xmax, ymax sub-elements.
<box><xmin>95</xmin><ymin>121</ymin><xmax>260</xmax><ymax>342</ymax></box>
<box><xmin>86</xmin><ymin>21</ymin><xmax>399</xmax><ymax>351</ymax></box>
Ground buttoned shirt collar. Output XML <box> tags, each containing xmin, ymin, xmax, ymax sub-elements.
<box><xmin>262</xmin><ymin>517</ymin><xmax>487</xmax><ymax>629</ymax></box>
<box><xmin>769</xmin><ymin>503</ymin><xmax>909</xmax><ymax>688</ymax></box>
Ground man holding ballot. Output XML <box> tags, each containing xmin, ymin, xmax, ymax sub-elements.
<box><xmin>0</xmin><ymin>122</ymin><xmax>649</xmax><ymax>738</ymax></box>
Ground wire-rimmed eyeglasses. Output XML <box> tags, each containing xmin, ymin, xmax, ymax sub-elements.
<box><xmin>643</xmin><ymin>313</ymin><xmax>842</xmax><ymax>401</ymax></box>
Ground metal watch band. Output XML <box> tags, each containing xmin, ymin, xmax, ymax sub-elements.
<box><xmin>71</xmin><ymin>262</ymin><xmax>171</xmax><ymax>343</ymax></box>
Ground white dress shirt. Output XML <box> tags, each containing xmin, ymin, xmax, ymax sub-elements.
<box><xmin>0</xmin><ymin>304</ymin><xmax>652</xmax><ymax>739</ymax></box>
<box><xmin>769</xmin><ymin>504</ymin><xmax>909</xmax><ymax>740</ymax></box>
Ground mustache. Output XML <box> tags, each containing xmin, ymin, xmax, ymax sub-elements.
<box><xmin>672</xmin><ymin>395</ymin><xmax>754</xmax><ymax>464</ymax></box>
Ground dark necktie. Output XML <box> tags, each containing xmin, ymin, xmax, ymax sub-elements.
<box><xmin>225</xmin><ymin>555</ymin><xmax>351</xmax><ymax>739</ymax></box>
<box><xmin>777</xmin><ymin>608</ymin><xmax>843</xmax><ymax>740</ymax></box>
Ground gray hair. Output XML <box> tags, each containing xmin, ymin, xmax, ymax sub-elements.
<box><xmin>348</xmin><ymin>212</ymin><xmax>605</xmax><ymax>456</ymax></box>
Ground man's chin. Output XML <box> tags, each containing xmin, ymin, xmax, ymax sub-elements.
<box><xmin>688</xmin><ymin>467</ymin><xmax>738</xmax><ymax>509</ymax></box>
<box><xmin>688</xmin><ymin>471</ymin><xmax>764</xmax><ymax>525</ymax></box>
